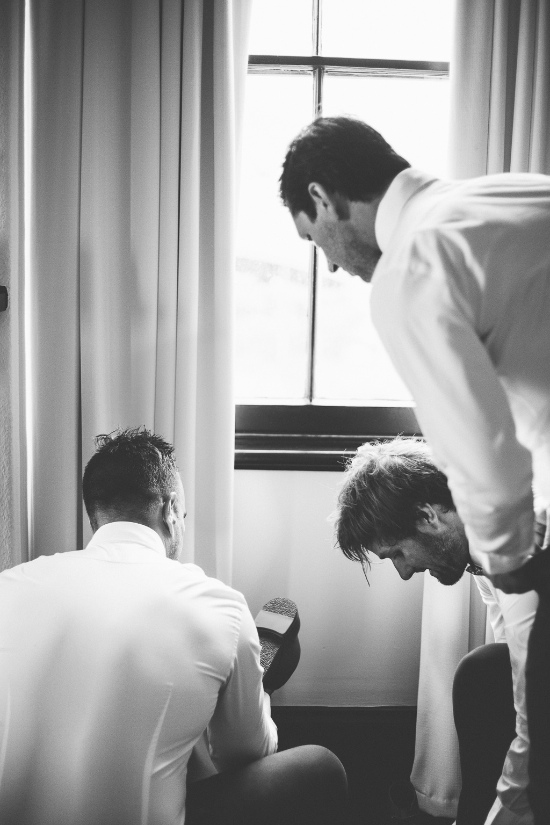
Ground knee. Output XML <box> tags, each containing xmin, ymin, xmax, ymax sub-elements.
<box><xmin>454</xmin><ymin>644</ymin><xmax>508</xmax><ymax>700</ymax></box>
<box><xmin>290</xmin><ymin>744</ymin><xmax>348</xmax><ymax>796</ymax></box>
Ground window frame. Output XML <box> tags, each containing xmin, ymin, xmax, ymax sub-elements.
<box><xmin>235</xmin><ymin>16</ymin><xmax>449</xmax><ymax>471</ymax></box>
<box><xmin>235</xmin><ymin>404</ymin><xmax>420</xmax><ymax>470</ymax></box>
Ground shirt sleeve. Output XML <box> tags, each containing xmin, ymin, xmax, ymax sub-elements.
<box><xmin>481</xmin><ymin>584</ymin><xmax>538</xmax><ymax>825</ymax></box>
<box><xmin>371</xmin><ymin>231</ymin><xmax>535</xmax><ymax>575</ymax></box>
<box><xmin>474</xmin><ymin>575</ymin><xmax>506</xmax><ymax>643</ymax></box>
<box><xmin>207</xmin><ymin>601</ymin><xmax>278</xmax><ymax>772</ymax></box>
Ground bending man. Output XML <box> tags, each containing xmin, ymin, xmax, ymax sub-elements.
<box><xmin>335</xmin><ymin>437</ymin><xmax>542</xmax><ymax>825</ymax></box>
<box><xmin>280</xmin><ymin>116</ymin><xmax>550</xmax><ymax>822</ymax></box>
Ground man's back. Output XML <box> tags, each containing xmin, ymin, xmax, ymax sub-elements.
<box><xmin>0</xmin><ymin>521</ymin><xmax>272</xmax><ymax>825</ymax></box>
<box><xmin>371</xmin><ymin>169</ymin><xmax>550</xmax><ymax>574</ymax></box>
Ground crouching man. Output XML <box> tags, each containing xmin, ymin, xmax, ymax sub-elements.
<box><xmin>335</xmin><ymin>437</ymin><xmax>542</xmax><ymax>825</ymax></box>
<box><xmin>0</xmin><ymin>427</ymin><xmax>347</xmax><ymax>825</ymax></box>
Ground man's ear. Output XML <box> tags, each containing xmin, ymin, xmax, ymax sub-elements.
<box><xmin>307</xmin><ymin>182</ymin><xmax>350</xmax><ymax>220</ymax></box>
<box><xmin>307</xmin><ymin>182</ymin><xmax>333</xmax><ymax>214</ymax></box>
<box><xmin>415</xmin><ymin>503</ymin><xmax>440</xmax><ymax>533</ymax></box>
<box><xmin>162</xmin><ymin>492</ymin><xmax>177</xmax><ymax>537</ymax></box>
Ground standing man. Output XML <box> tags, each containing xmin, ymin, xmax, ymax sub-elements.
<box><xmin>280</xmin><ymin>116</ymin><xmax>550</xmax><ymax>823</ymax></box>
<box><xmin>0</xmin><ymin>427</ymin><xmax>347</xmax><ymax>825</ymax></box>
<box><xmin>335</xmin><ymin>437</ymin><xmax>543</xmax><ymax>825</ymax></box>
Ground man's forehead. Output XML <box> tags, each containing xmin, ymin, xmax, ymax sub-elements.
<box><xmin>369</xmin><ymin>540</ymin><xmax>387</xmax><ymax>559</ymax></box>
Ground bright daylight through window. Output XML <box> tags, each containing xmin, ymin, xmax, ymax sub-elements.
<box><xmin>236</xmin><ymin>0</ymin><xmax>454</xmax><ymax>408</ymax></box>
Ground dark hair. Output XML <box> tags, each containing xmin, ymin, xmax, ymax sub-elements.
<box><xmin>82</xmin><ymin>427</ymin><xmax>179</xmax><ymax>527</ymax></box>
<box><xmin>335</xmin><ymin>437</ymin><xmax>454</xmax><ymax>569</ymax></box>
<box><xmin>280</xmin><ymin>116</ymin><xmax>410</xmax><ymax>220</ymax></box>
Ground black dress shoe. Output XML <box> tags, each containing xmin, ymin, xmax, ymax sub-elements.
<box><xmin>255</xmin><ymin>597</ymin><xmax>301</xmax><ymax>694</ymax></box>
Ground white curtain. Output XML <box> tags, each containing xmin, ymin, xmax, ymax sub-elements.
<box><xmin>19</xmin><ymin>0</ymin><xmax>251</xmax><ymax>580</ymax></box>
<box><xmin>412</xmin><ymin>1</ymin><xmax>550</xmax><ymax>817</ymax></box>
<box><xmin>0</xmin><ymin>0</ymin><xmax>28</xmax><ymax>573</ymax></box>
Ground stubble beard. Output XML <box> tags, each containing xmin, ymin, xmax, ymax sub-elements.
<box><xmin>425</xmin><ymin>531</ymin><xmax>469</xmax><ymax>586</ymax></box>
<box><xmin>351</xmin><ymin>246</ymin><xmax>382</xmax><ymax>282</ymax></box>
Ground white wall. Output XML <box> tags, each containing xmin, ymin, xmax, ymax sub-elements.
<box><xmin>233</xmin><ymin>470</ymin><xmax>424</xmax><ymax>707</ymax></box>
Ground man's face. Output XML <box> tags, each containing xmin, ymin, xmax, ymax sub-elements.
<box><xmin>291</xmin><ymin>186</ymin><xmax>382</xmax><ymax>282</ymax></box>
<box><xmin>370</xmin><ymin>508</ymin><xmax>470</xmax><ymax>586</ymax></box>
<box><xmin>167</xmin><ymin>473</ymin><xmax>186</xmax><ymax>561</ymax></box>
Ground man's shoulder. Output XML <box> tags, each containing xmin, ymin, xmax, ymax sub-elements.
<box><xmin>0</xmin><ymin>550</ymin><xmax>78</xmax><ymax>579</ymax></box>
<box><xmin>177</xmin><ymin>562</ymin><xmax>247</xmax><ymax>604</ymax></box>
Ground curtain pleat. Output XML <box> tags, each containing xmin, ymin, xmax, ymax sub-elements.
<box><xmin>175</xmin><ymin>0</ymin><xmax>251</xmax><ymax>579</ymax></box>
<box><xmin>412</xmin><ymin>0</ymin><xmax>550</xmax><ymax>817</ymax></box>
<box><xmin>80</xmin><ymin>0</ymin><xmax>162</xmax><ymax>449</ymax></box>
<box><xmin>28</xmin><ymin>0</ymin><xmax>84</xmax><ymax>557</ymax></box>
<box><xmin>0</xmin><ymin>0</ymin><xmax>27</xmax><ymax>571</ymax></box>
<box><xmin>411</xmin><ymin>575</ymin><xmax>487</xmax><ymax>817</ymax></box>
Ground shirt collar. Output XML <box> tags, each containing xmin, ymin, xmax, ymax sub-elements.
<box><xmin>466</xmin><ymin>560</ymin><xmax>484</xmax><ymax>576</ymax></box>
<box><xmin>84</xmin><ymin>521</ymin><xmax>167</xmax><ymax>561</ymax></box>
<box><xmin>375</xmin><ymin>168</ymin><xmax>439</xmax><ymax>252</ymax></box>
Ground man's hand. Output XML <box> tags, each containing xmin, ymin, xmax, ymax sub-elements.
<box><xmin>490</xmin><ymin>507</ymin><xmax>550</xmax><ymax>595</ymax></box>
<box><xmin>490</xmin><ymin>559</ymin><xmax>539</xmax><ymax>594</ymax></box>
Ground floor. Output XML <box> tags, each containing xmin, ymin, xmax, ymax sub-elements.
<box><xmin>270</xmin><ymin>706</ymin><xmax>454</xmax><ymax>825</ymax></box>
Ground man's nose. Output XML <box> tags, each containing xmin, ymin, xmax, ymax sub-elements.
<box><xmin>393</xmin><ymin>559</ymin><xmax>414</xmax><ymax>581</ymax></box>
<box><xmin>327</xmin><ymin>258</ymin><xmax>339</xmax><ymax>273</ymax></box>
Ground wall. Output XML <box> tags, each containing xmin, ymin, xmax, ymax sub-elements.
<box><xmin>233</xmin><ymin>470</ymin><xmax>424</xmax><ymax>707</ymax></box>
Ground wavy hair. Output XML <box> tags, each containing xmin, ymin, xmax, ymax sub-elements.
<box><xmin>335</xmin><ymin>437</ymin><xmax>454</xmax><ymax>570</ymax></box>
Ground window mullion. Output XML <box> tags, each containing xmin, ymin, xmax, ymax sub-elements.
<box><xmin>306</xmin><ymin>245</ymin><xmax>318</xmax><ymax>401</ymax></box>
<box><xmin>312</xmin><ymin>0</ymin><xmax>321</xmax><ymax>56</ymax></box>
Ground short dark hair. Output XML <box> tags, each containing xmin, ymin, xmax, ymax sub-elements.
<box><xmin>280</xmin><ymin>116</ymin><xmax>410</xmax><ymax>220</ymax></box>
<box><xmin>335</xmin><ymin>438</ymin><xmax>454</xmax><ymax>569</ymax></box>
<box><xmin>82</xmin><ymin>427</ymin><xmax>179</xmax><ymax>527</ymax></box>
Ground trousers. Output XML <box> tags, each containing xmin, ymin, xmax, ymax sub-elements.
<box><xmin>453</xmin><ymin>643</ymin><xmax>516</xmax><ymax>825</ymax></box>
<box><xmin>525</xmin><ymin>580</ymin><xmax>550</xmax><ymax>823</ymax></box>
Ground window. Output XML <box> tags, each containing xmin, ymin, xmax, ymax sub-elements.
<box><xmin>235</xmin><ymin>0</ymin><xmax>454</xmax><ymax>470</ymax></box>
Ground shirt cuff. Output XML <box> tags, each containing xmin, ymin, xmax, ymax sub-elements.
<box><xmin>484</xmin><ymin>796</ymin><xmax>533</xmax><ymax>825</ymax></box>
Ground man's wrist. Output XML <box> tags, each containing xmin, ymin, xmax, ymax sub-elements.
<box><xmin>490</xmin><ymin>548</ymin><xmax>550</xmax><ymax>595</ymax></box>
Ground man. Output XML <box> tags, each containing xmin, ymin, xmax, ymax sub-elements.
<box><xmin>0</xmin><ymin>427</ymin><xmax>347</xmax><ymax>825</ymax></box>
<box><xmin>280</xmin><ymin>116</ymin><xmax>550</xmax><ymax>822</ymax></box>
<box><xmin>335</xmin><ymin>437</ymin><xmax>543</xmax><ymax>825</ymax></box>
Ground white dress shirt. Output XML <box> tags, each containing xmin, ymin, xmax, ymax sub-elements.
<box><xmin>0</xmin><ymin>522</ymin><xmax>277</xmax><ymax>825</ymax></box>
<box><xmin>474</xmin><ymin>577</ymin><xmax>538</xmax><ymax>825</ymax></box>
<box><xmin>372</xmin><ymin>169</ymin><xmax>550</xmax><ymax>575</ymax></box>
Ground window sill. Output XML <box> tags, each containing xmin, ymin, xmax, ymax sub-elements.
<box><xmin>235</xmin><ymin>404</ymin><xmax>421</xmax><ymax>471</ymax></box>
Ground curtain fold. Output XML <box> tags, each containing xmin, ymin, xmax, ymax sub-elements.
<box><xmin>0</xmin><ymin>0</ymin><xmax>27</xmax><ymax>572</ymax></box>
<box><xmin>28</xmin><ymin>0</ymin><xmax>84</xmax><ymax>559</ymax></box>
<box><xmin>411</xmin><ymin>576</ymin><xmax>488</xmax><ymax>817</ymax></box>
<box><xmin>412</xmin><ymin>1</ymin><xmax>550</xmax><ymax>817</ymax></box>
<box><xmin>25</xmin><ymin>0</ymin><xmax>251</xmax><ymax>581</ymax></box>
<box><xmin>449</xmin><ymin>0</ymin><xmax>550</xmax><ymax>177</ymax></box>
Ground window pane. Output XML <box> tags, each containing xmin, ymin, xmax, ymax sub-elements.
<box><xmin>323</xmin><ymin>74</ymin><xmax>450</xmax><ymax>177</ymax></box>
<box><xmin>314</xmin><ymin>259</ymin><xmax>413</xmax><ymax>402</ymax></box>
<box><xmin>321</xmin><ymin>0</ymin><xmax>455</xmax><ymax>61</ymax></box>
<box><xmin>248</xmin><ymin>0</ymin><xmax>313</xmax><ymax>56</ymax></box>
<box><xmin>236</xmin><ymin>74</ymin><xmax>313</xmax><ymax>401</ymax></box>
<box><xmin>315</xmin><ymin>73</ymin><xmax>450</xmax><ymax>401</ymax></box>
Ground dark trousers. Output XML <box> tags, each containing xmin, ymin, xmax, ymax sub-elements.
<box><xmin>494</xmin><ymin>548</ymin><xmax>550</xmax><ymax>824</ymax></box>
<box><xmin>453</xmin><ymin>643</ymin><xmax>516</xmax><ymax>825</ymax></box>
<box><xmin>525</xmin><ymin>584</ymin><xmax>550</xmax><ymax>823</ymax></box>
